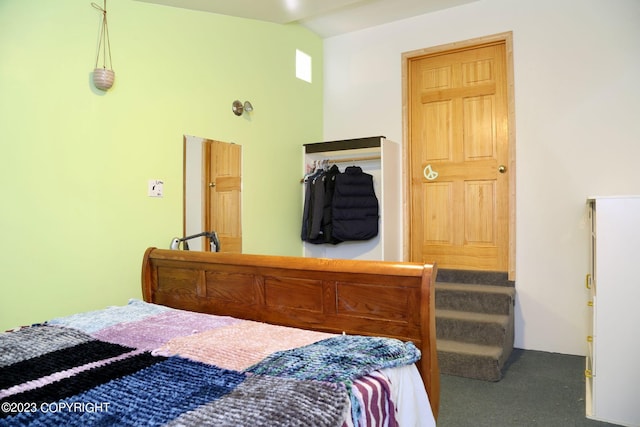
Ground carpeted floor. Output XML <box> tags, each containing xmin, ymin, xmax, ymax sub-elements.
<box><xmin>437</xmin><ymin>349</ymin><xmax>618</xmax><ymax>426</ymax></box>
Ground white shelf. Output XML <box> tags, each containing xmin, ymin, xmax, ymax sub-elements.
<box><xmin>302</xmin><ymin>136</ymin><xmax>401</xmax><ymax>261</ymax></box>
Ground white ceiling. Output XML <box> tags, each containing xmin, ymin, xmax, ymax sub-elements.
<box><xmin>134</xmin><ymin>0</ymin><xmax>477</xmax><ymax>38</ymax></box>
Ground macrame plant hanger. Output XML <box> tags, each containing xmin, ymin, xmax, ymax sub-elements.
<box><xmin>92</xmin><ymin>0</ymin><xmax>114</xmax><ymax>90</ymax></box>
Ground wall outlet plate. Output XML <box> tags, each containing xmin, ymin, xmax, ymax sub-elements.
<box><xmin>148</xmin><ymin>179</ymin><xmax>164</xmax><ymax>197</ymax></box>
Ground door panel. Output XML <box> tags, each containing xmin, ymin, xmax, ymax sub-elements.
<box><xmin>409</xmin><ymin>42</ymin><xmax>509</xmax><ymax>272</ymax></box>
<box><xmin>203</xmin><ymin>140</ymin><xmax>242</xmax><ymax>253</ymax></box>
<box><xmin>423</xmin><ymin>183</ymin><xmax>453</xmax><ymax>243</ymax></box>
<box><xmin>464</xmin><ymin>180</ymin><xmax>495</xmax><ymax>244</ymax></box>
<box><xmin>464</xmin><ymin>96</ymin><xmax>496</xmax><ymax>159</ymax></box>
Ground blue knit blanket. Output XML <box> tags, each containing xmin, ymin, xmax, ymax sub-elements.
<box><xmin>248</xmin><ymin>335</ymin><xmax>421</xmax><ymax>382</ymax></box>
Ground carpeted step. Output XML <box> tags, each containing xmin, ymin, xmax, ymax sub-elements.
<box><xmin>436</xmin><ymin>309</ymin><xmax>510</xmax><ymax>346</ymax></box>
<box><xmin>436</xmin><ymin>269</ymin><xmax>514</xmax><ymax>287</ymax></box>
<box><xmin>434</xmin><ymin>273</ymin><xmax>516</xmax><ymax>382</ymax></box>
<box><xmin>437</xmin><ymin>339</ymin><xmax>507</xmax><ymax>381</ymax></box>
<box><xmin>436</xmin><ymin>282</ymin><xmax>515</xmax><ymax>315</ymax></box>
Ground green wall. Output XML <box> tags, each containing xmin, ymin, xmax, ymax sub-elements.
<box><xmin>0</xmin><ymin>0</ymin><xmax>323</xmax><ymax>330</ymax></box>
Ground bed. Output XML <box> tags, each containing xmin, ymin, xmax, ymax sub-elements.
<box><xmin>0</xmin><ymin>248</ymin><xmax>439</xmax><ymax>426</ymax></box>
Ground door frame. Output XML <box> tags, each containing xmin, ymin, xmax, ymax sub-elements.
<box><xmin>401</xmin><ymin>32</ymin><xmax>516</xmax><ymax>280</ymax></box>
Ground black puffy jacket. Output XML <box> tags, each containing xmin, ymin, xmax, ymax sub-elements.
<box><xmin>331</xmin><ymin>166</ymin><xmax>379</xmax><ymax>241</ymax></box>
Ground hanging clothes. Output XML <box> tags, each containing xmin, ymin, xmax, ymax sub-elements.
<box><xmin>331</xmin><ymin>166</ymin><xmax>379</xmax><ymax>241</ymax></box>
<box><xmin>301</xmin><ymin>166</ymin><xmax>327</xmax><ymax>243</ymax></box>
<box><xmin>308</xmin><ymin>171</ymin><xmax>326</xmax><ymax>241</ymax></box>
<box><xmin>321</xmin><ymin>164</ymin><xmax>342</xmax><ymax>244</ymax></box>
<box><xmin>302</xmin><ymin>164</ymin><xmax>379</xmax><ymax>244</ymax></box>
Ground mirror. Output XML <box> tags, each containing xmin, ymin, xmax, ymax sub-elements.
<box><xmin>183</xmin><ymin>135</ymin><xmax>242</xmax><ymax>252</ymax></box>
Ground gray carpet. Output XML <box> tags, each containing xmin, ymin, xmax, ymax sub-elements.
<box><xmin>437</xmin><ymin>349</ymin><xmax>618</xmax><ymax>427</ymax></box>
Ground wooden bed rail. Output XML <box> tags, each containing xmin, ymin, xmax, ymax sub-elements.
<box><xmin>141</xmin><ymin>247</ymin><xmax>440</xmax><ymax>419</ymax></box>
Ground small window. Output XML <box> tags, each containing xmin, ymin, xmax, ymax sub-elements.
<box><xmin>296</xmin><ymin>49</ymin><xmax>312</xmax><ymax>83</ymax></box>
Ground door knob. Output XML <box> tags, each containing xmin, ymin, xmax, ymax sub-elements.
<box><xmin>209</xmin><ymin>182</ymin><xmax>216</xmax><ymax>187</ymax></box>
<box><xmin>498</xmin><ymin>165</ymin><xmax>507</xmax><ymax>174</ymax></box>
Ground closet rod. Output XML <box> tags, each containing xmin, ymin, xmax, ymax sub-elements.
<box><xmin>301</xmin><ymin>155</ymin><xmax>382</xmax><ymax>182</ymax></box>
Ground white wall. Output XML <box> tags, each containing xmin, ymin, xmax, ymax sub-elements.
<box><xmin>322</xmin><ymin>0</ymin><xmax>640</xmax><ymax>355</ymax></box>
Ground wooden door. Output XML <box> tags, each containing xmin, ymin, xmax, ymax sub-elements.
<box><xmin>408</xmin><ymin>41</ymin><xmax>510</xmax><ymax>272</ymax></box>
<box><xmin>203</xmin><ymin>140</ymin><xmax>242</xmax><ymax>253</ymax></box>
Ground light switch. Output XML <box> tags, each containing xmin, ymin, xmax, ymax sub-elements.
<box><xmin>148</xmin><ymin>179</ymin><xmax>164</xmax><ymax>197</ymax></box>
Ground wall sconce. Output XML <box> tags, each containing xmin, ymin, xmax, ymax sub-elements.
<box><xmin>232</xmin><ymin>100</ymin><xmax>254</xmax><ymax>116</ymax></box>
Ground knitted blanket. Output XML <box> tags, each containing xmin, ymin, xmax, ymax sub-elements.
<box><xmin>248</xmin><ymin>335</ymin><xmax>420</xmax><ymax>423</ymax></box>
<box><xmin>0</xmin><ymin>300</ymin><xmax>420</xmax><ymax>426</ymax></box>
<box><xmin>248</xmin><ymin>335</ymin><xmax>421</xmax><ymax>382</ymax></box>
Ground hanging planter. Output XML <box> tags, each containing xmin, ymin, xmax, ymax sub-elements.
<box><xmin>92</xmin><ymin>1</ymin><xmax>114</xmax><ymax>91</ymax></box>
<box><xmin>93</xmin><ymin>68</ymin><xmax>115</xmax><ymax>90</ymax></box>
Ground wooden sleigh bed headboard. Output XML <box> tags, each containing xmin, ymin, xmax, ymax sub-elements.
<box><xmin>141</xmin><ymin>247</ymin><xmax>440</xmax><ymax>418</ymax></box>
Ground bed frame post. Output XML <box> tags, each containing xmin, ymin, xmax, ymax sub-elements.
<box><xmin>421</xmin><ymin>264</ymin><xmax>439</xmax><ymax>419</ymax></box>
